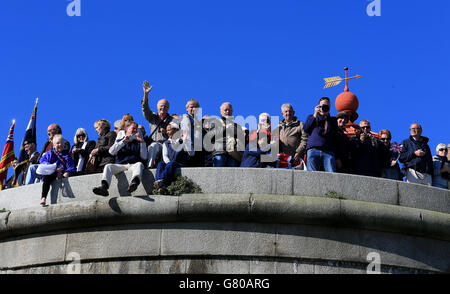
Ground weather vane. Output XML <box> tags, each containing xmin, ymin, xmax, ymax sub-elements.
<box><xmin>323</xmin><ymin>67</ymin><xmax>362</xmax><ymax>89</ymax></box>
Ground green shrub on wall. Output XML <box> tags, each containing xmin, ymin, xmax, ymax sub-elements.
<box><xmin>153</xmin><ymin>176</ymin><xmax>202</xmax><ymax>196</ymax></box>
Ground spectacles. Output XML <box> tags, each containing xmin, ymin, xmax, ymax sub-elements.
<box><xmin>360</xmin><ymin>126</ymin><xmax>370</xmax><ymax>129</ymax></box>
<box><xmin>438</xmin><ymin>148</ymin><xmax>448</xmax><ymax>152</ymax></box>
<box><xmin>381</xmin><ymin>138</ymin><xmax>390</xmax><ymax>141</ymax></box>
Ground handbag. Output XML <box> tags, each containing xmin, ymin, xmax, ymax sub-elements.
<box><xmin>85</xmin><ymin>155</ymin><xmax>98</xmax><ymax>174</ymax></box>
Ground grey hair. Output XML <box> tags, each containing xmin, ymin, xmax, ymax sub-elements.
<box><xmin>186</xmin><ymin>99</ymin><xmax>200</xmax><ymax>108</ymax></box>
<box><xmin>281</xmin><ymin>103</ymin><xmax>293</xmax><ymax>112</ymax></box>
<box><xmin>114</xmin><ymin>120</ymin><xmax>122</xmax><ymax>129</ymax></box>
<box><xmin>52</xmin><ymin>134</ymin><xmax>64</xmax><ymax>144</ymax></box>
<box><xmin>359</xmin><ymin>119</ymin><xmax>371</xmax><ymax>126</ymax></box>
<box><xmin>259</xmin><ymin>112</ymin><xmax>271</xmax><ymax>122</ymax></box>
<box><xmin>220</xmin><ymin>102</ymin><xmax>233</xmax><ymax>110</ymax></box>
<box><xmin>436</xmin><ymin>143</ymin><xmax>447</xmax><ymax>153</ymax></box>
<box><xmin>73</xmin><ymin>128</ymin><xmax>89</xmax><ymax>144</ymax></box>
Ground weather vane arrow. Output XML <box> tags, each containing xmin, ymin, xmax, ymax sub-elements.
<box><xmin>323</xmin><ymin>67</ymin><xmax>362</xmax><ymax>89</ymax></box>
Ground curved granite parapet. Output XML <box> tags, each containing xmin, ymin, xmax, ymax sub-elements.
<box><xmin>0</xmin><ymin>168</ymin><xmax>449</xmax><ymax>274</ymax></box>
<box><xmin>0</xmin><ymin>168</ymin><xmax>449</xmax><ymax>213</ymax></box>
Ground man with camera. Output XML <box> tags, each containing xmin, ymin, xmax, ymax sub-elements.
<box><xmin>349</xmin><ymin>120</ymin><xmax>387</xmax><ymax>177</ymax></box>
<box><xmin>92</xmin><ymin>121</ymin><xmax>148</xmax><ymax>196</ymax></box>
<box><xmin>303</xmin><ymin>97</ymin><xmax>338</xmax><ymax>172</ymax></box>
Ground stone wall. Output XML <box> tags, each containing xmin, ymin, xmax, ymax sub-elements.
<box><xmin>0</xmin><ymin>168</ymin><xmax>449</xmax><ymax>274</ymax></box>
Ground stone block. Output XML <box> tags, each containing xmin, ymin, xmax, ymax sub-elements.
<box><xmin>180</xmin><ymin>168</ymin><xmax>293</xmax><ymax>195</ymax></box>
<box><xmin>358</xmin><ymin>229</ymin><xmax>450</xmax><ymax>273</ymax></box>
<box><xmin>0</xmin><ymin>232</ymin><xmax>67</xmax><ymax>268</ymax></box>
<box><xmin>65</xmin><ymin>224</ymin><xmax>162</xmax><ymax>261</ymax></box>
<box><xmin>178</xmin><ymin>194</ymin><xmax>251</xmax><ymax>221</ymax></box>
<box><xmin>293</xmin><ymin>171</ymin><xmax>398</xmax><ymax>205</ymax></box>
<box><xmin>97</xmin><ymin>195</ymin><xmax>179</xmax><ymax>223</ymax></box>
<box><xmin>274</xmin><ymin>223</ymin><xmax>362</xmax><ymax>263</ymax></box>
<box><xmin>160</xmin><ymin>222</ymin><xmax>277</xmax><ymax>257</ymax></box>
<box><xmin>0</xmin><ymin>183</ymin><xmax>43</xmax><ymax>211</ymax></box>
<box><xmin>398</xmin><ymin>182</ymin><xmax>450</xmax><ymax>214</ymax></box>
<box><xmin>250</xmin><ymin>194</ymin><xmax>341</xmax><ymax>225</ymax></box>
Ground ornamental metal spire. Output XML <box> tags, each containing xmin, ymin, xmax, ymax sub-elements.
<box><xmin>323</xmin><ymin>67</ymin><xmax>362</xmax><ymax>89</ymax></box>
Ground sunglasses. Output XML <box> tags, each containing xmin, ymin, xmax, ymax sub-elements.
<box><xmin>360</xmin><ymin>126</ymin><xmax>371</xmax><ymax>129</ymax></box>
<box><xmin>439</xmin><ymin>148</ymin><xmax>448</xmax><ymax>152</ymax></box>
<box><xmin>381</xmin><ymin>138</ymin><xmax>390</xmax><ymax>141</ymax></box>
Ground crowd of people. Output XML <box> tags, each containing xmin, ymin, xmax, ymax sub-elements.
<box><xmin>6</xmin><ymin>81</ymin><xmax>450</xmax><ymax>205</ymax></box>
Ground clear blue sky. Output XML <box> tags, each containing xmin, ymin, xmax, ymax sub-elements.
<box><xmin>0</xmin><ymin>1</ymin><xmax>449</xmax><ymax>173</ymax></box>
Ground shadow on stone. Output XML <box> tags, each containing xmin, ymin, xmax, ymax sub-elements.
<box><xmin>133</xmin><ymin>195</ymin><xmax>155</xmax><ymax>202</ymax></box>
<box><xmin>115</xmin><ymin>173</ymin><xmax>132</xmax><ymax>197</ymax></box>
<box><xmin>108</xmin><ymin>197</ymin><xmax>122</xmax><ymax>214</ymax></box>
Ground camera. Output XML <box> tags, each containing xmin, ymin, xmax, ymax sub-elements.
<box><xmin>318</xmin><ymin>105</ymin><xmax>330</xmax><ymax>113</ymax></box>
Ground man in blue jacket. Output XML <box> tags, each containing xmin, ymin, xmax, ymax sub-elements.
<box><xmin>304</xmin><ymin>97</ymin><xmax>338</xmax><ymax>172</ymax></box>
<box><xmin>399</xmin><ymin>123</ymin><xmax>433</xmax><ymax>185</ymax></box>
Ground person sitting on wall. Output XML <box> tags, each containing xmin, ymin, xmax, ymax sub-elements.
<box><xmin>38</xmin><ymin>134</ymin><xmax>75</xmax><ymax>206</ymax></box>
<box><xmin>71</xmin><ymin>128</ymin><xmax>96</xmax><ymax>176</ymax></box>
<box><xmin>141</xmin><ymin>80</ymin><xmax>173</xmax><ymax>169</ymax></box>
<box><xmin>432</xmin><ymin>143</ymin><xmax>449</xmax><ymax>189</ymax></box>
<box><xmin>349</xmin><ymin>120</ymin><xmax>388</xmax><ymax>178</ymax></box>
<box><xmin>304</xmin><ymin>97</ymin><xmax>338</xmax><ymax>172</ymax></box>
<box><xmin>92</xmin><ymin>121</ymin><xmax>148</xmax><ymax>196</ymax></box>
<box><xmin>399</xmin><ymin>123</ymin><xmax>433</xmax><ymax>186</ymax></box>
<box><xmin>25</xmin><ymin>124</ymin><xmax>70</xmax><ymax>185</ymax></box>
<box><xmin>154</xmin><ymin>122</ymin><xmax>193</xmax><ymax>192</ymax></box>
<box><xmin>88</xmin><ymin>119</ymin><xmax>117</xmax><ymax>174</ymax></box>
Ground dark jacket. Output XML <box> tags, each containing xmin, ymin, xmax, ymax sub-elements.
<box><xmin>116</xmin><ymin>141</ymin><xmax>144</xmax><ymax>165</ymax></box>
<box><xmin>71</xmin><ymin>140</ymin><xmax>96</xmax><ymax>173</ymax></box>
<box><xmin>350</xmin><ymin>135</ymin><xmax>388</xmax><ymax>177</ymax></box>
<box><xmin>95</xmin><ymin>131</ymin><xmax>117</xmax><ymax>169</ymax></box>
<box><xmin>208</xmin><ymin>117</ymin><xmax>247</xmax><ymax>161</ymax></box>
<box><xmin>399</xmin><ymin>136</ymin><xmax>433</xmax><ymax>174</ymax></box>
<box><xmin>13</xmin><ymin>151</ymin><xmax>40</xmax><ymax>186</ymax></box>
<box><xmin>304</xmin><ymin>114</ymin><xmax>338</xmax><ymax>153</ymax></box>
<box><xmin>335</xmin><ymin>128</ymin><xmax>351</xmax><ymax>173</ymax></box>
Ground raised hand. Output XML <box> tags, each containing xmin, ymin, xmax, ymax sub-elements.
<box><xmin>143</xmin><ymin>80</ymin><xmax>153</xmax><ymax>95</ymax></box>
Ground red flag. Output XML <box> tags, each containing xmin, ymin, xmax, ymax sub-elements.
<box><xmin>0</xmin><ymin>121</ymin><xmax>15</xmax><ymax>190</ymax></box>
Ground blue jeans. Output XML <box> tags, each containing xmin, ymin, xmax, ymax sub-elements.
<box><xmin>155</xmin><ymin>161</ymin><xmax>181</xmax><ymax>186</ymax></box>
<box><xmin>25</xmin><ymin>164</ymin><xmax>42</xmax><ymax>185</ymax></box>
<box><xmin>213</xmin><ymin>154</ymin><xmax>240</xmax><ymax>167</ymax></box>
<box><xmin>307</xmin><ymin>149</ymin><xmax>336</xmax><ymax>172</ymax></box>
